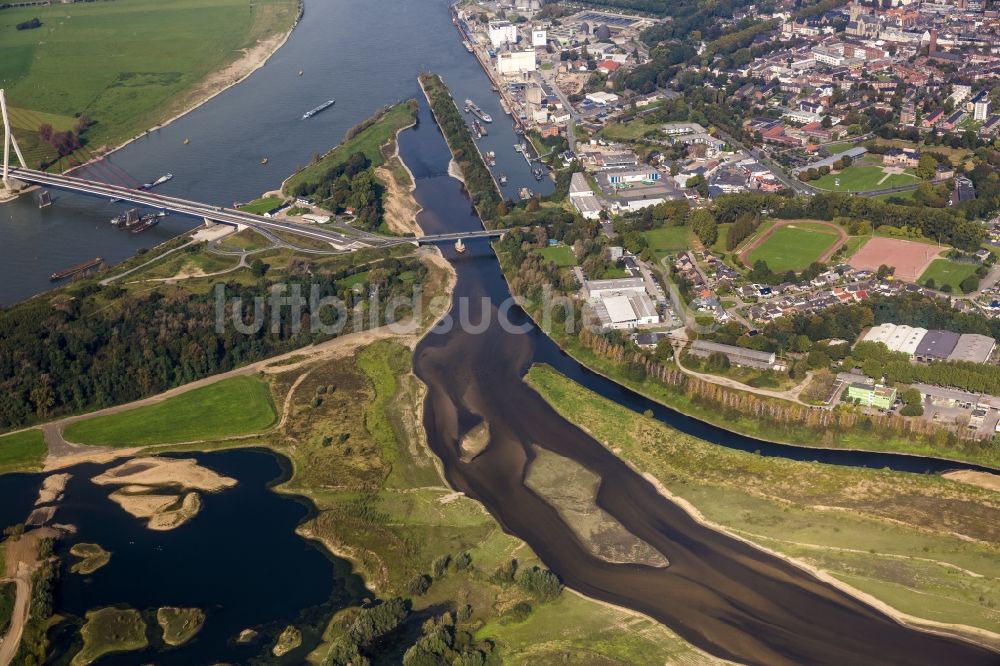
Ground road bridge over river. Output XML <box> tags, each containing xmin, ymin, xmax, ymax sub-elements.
<box><xmin>5</xmin><ymin>166</ymin><xmax>514</xmax><ymax>247</ymax></box>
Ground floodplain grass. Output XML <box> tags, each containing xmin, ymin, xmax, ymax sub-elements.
<box><xmin>214</xmin><ymin>228</ymin><xmax>272</xmax><ymax>253</ymax></box>
<box><xmin>642</xmin><ymin>225</ymin><xmax>691</xmax><ymax>261</ymax></box>
<box><xmin>919</xmin><ymin>258</ymin><xmax>980</xmax><ymax>292</ymax></box>
<box><xmin>283</xmin><ymin>101</ymin><xmax>418</xmax><ymax>194</ymax></box>
<box><xmin>0</xmin><ymin>429</ymin><xmax>46</xmax><ymax>474</ymax></box>
<box><xmin>525</xmin><ymin>365</ymin><xmax>1000</xmax><ymax>635</ymax></box>
<box><xmin>63</xmin><ymin>376</ymin><xmax>276</xmax><ymax>447</ymax></box>
<box><xmin>537</xmin><ymin>244</ymin><xmax>576</xmax><ymax>267</ymax></box>
<box><xmin>2</xmin><ymin>0</ymin><xmax>298</xmax><ymax>163</ymax></box>
<box><xmin>747</xmin><ymin>223</ymin><xmax>841</xmax><ymax>273</ymax></box>
<box><xmin>72</xmin><ymin>607</ymin><xmax>148</xmax><ymax>666</ymax></box>
<box><xmin>253</xmin><ymin>340</ymin><xmax>713</xmax><ymax>663</ymax></box>
<box><xmin>156</xmin><ymin>607</ymin><xmax>205</xmax><ymax>646</ymax></box>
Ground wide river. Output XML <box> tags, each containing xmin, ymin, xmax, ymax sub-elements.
<box><xmin>3</xmin><ymin>0</ymin><xmax>999</xmax><ymax>664</ymax></box>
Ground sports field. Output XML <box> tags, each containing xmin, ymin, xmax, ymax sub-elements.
<box><xmin>1</xmin><ymin>0</ymin><xmax>298</xmax><ymax>165</ymax></box>
<box><xmin>63</xmin><ymin>376</ymin><xmax>276</xmax><ymax>447</ymax></box>
<box><xmin>918</xmin><ymin>259</ymin><xmax>980</xmax><ymax>292</ymax></box>
<box><xmin>745</xmin><ymin>222</ymin><xmax>844</xmax><ymax>273</ymax></box>
<box><xmin>812</xmin><ymin>165</ymin><xmax>919</xmax><ymax>192</ymax></box>
<box><xmin>848</xmin><ymin>236</ymin><xmax>945</xmax><ymax>282</ymax></box>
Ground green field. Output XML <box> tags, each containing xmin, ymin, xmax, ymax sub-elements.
<box><xmin>812</xmin><ymin>165</ymin><xmax>919</xmax><ymax>192</ymax></box>
<box><xmin>237</xmin><ymin>196</ymin><xmax>284</xmax><ymax>215</ymax></box>
<box><xmin>537</xmin><ymin>244</ymin><xmax>575</xmax><ymax>267</ymax></box>
<box><xmin>283</xmin><ymin>101</ymin><xmax>418</xmax><ymax>194</ymax></box>
<box><xmin>919</xmin><ymin>258</ymin><xmax>980</xmax><ymax>292</ymax></box>
<box><xmin>598</xmin><ymin>119</ymin><xmax>659</xmax><ymax>141</ymax></box>
<box><xmin>0</xmin><ymin>429</ymin><xmax>46</xmax><ymax>473</ymax></box>
<box><xmin>642</xmin><ymin>225</ymin><xmax>691</xmax><ymax>260</ymax></box>
<box><xmin>747</xmin><ymin>223</ymin><xmax>841</xmax><ymax>272</ymax></box>
<box><xmin>63</xmin><ymin>376</ymin><xmax>276</xmax><ymax>447</ymax></box>
<box><xmin>824</xmin><ymin>142</ymin><xmax>861</xmax><ymax>154</ymax></box>
<box><xmin>1</xmin><ymin>0</ymin><xmax>298</xmax><ymax>167</ymax></box>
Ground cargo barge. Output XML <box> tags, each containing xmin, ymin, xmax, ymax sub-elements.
<box><xmin>50</xmin><ymin>257</ymin><xmax>103</xmax><ymax>281</ymax></box>
<box><xmin>302</xmin><ymin>99</ymin><xmax>335</xmax><ymax>119</ymax></box>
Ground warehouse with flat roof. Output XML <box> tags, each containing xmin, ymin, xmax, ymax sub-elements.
<box><xmin>914</xmin><ymin>329</ymin><xmax>960</xmax><ymax>362</ymax></box>
<box><xmin>689</xmin><ymin>340</ymin><xmax>781</xmax><ymax>371</ymax></box>
<box><xmin>947</xmin><ymin>333</ymin><xmax>996</xmax><ymax>364</ymax></box>
<box><xmin>862</xmin><ymin>323</ymin><xmax>927</xmax><ymax>356</ymax></box>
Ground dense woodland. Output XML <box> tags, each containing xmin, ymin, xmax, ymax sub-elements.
<box><xmin>0</xmin><ymin>254</ymin><xmax>427</xmax><ymax>429</ymax></box>
<box><xmin>286</xmin><ymin>151</ymin><xmax>384</xmax><ymax>231</ymax></box>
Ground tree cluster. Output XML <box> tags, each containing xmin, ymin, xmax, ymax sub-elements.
<box><xmin>420</xmin><ymin>74</ymin><xmax>501</xmax><ymax>225</ymax></box>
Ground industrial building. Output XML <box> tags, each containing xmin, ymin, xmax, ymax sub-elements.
<box><xmin>949</xmin><ymin>333</ymin><xmax>997</xmax><ymax>364</ymax></box>
<box><xmin>688</xmin><ymin>340</ymin><xmax>783</xmax><ymax>371</ymax></box>
<box><xmin>595</xmin><ymin>292</ymin><xmax>660</xmax><ymax>329</ymax></box>
<box><xmin>861</xmin><ymin>324</ymin><xmax>996</xmax><ymax>364</ymax></box>
<box><xmin>914</xmin><ymin>329</ymin><xmax>960</xmax><ymax>361</ymax></box>
<box><xmin>497</xmin><ymin>50</ymin><xmax>537</xmax><ymax>75</ymax></box>
<box><xmin>569</xmin><ymin>172</ymin><xmax>602</xmax><ymax>220</ymax></box>
<box><xmin>862</xmin><ymin>323</ymin><xmax>927</xmax><ymax>356</ymax></box>
<box><xmin>488</xmin><ymin>20</ymin><xmax>518</xmax><ymax>48</ymax></box>
<box><xmin>585</xmin><ymin>277</ymin><xmax>645</xmax><ymax>299</ymax></box>
<box><xmin>847</xmin><ymin>383</ymin><xmax>897</xmax><ymax>410</ymax></box>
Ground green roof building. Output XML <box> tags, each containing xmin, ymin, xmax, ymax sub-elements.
<box><xmin>847</xmin><ymin>383</ymin><xmax>896</xmax><ymax>410</ymax></box>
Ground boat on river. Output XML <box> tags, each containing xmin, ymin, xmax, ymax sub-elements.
<box><xmin>50</xmin><ymin>257</ymin><xmax>102</xmax><ymax>281</ymax></box>
<box><xmin>498</xmin><ymin>172</ymin><xmax>507</xmax><ymax>185</ymax></box>
<box><xmin>464</xmin><ymin>99</ymin><xmax>492</xmax><ymax>123</ymax></box>
<box><xmin>302</xmin><ymin>99</ymin><xmax>335</xmax><ymax>119</ymax></box>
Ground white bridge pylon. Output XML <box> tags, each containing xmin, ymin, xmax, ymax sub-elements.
<box><xmin>1</xmin><ymin>89</ymin><xmax>28</xmax><ymax>190</ymax></box>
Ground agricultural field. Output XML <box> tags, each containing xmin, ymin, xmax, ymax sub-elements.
<box><xmin>812</xmin><ymin>165</ymin><xmax>920</xmax><ymax>192</ymax></box>
<box><xmin>642</xmin><ymin>225</ymin><xmax>692</xmax><ymax>261</ymax></box>
<box><xmin>919</xmin><ymin>258</ymin><xmax>981</xmax><ymax>292</ymax></box>
<box><xmin>63</xmin><ymin>376</ymin><xmax>276</xmax><ymax>447</ymax></box>
<box><xmin>0</xmin><ymin>429</ymin><xmax>46</xmax><ymax>473</ymax></box>
<box><xmin>1</xmin><ymin>0</ymin><xmax>299</xmax><ymax>166</ymax></box>
<box><xmin>537</xmin><ymin>244</ymin><xmax>576</xmax><ymax>267</ymax></box>
<box><xmin>746</xmin><ymin>222</ymin><xmax>843</xmax><ymax>273</ymax></box>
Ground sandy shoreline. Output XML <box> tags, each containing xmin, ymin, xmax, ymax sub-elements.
<box><xmin>943</xmin><ymin>470</ymin><xmax>1000</xmax><ymax>492</ymax></box>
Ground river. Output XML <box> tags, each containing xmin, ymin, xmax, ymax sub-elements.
<box><xmin>3</xmin><ymin>0</ymin><xmax>999</xmax><ymax>663</ymax></box>
<box><xmin>0</xmin><ymin>0</ymin><xmax>550</xmax><ymax>306</ymax></box>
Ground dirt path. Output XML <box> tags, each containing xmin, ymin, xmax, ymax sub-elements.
<box><xmin>673</xmin><ymin>345</ymin><xmax>814</xmax><ymax>406</ymax></box>
<box><xmin>0</xmin><ymin>577</ymin><xmax>28</xmax><ymax>666</ymax></box>
<box><xmin>39</xmin><ymin>325</ymin><xmax>415</xmax><ymax>469</ymax></box>
<box><xmin>737</xmin><ymin>219</ymin><xmax>848</xmax><ymax>268</ymax></box>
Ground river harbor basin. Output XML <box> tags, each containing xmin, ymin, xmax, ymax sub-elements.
<box><xmin>2</xmin><ymin>0</ymin><xmax>1000</xmax><ymax>664</ymax></box>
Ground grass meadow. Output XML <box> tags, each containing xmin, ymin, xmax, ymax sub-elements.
<box><xmin>1</xmin><ymin>0</ymin><xmax>298</xmax><ymax>165</ymax></box>
<box><xmin>63</xmin><ymin>376</ymin><xmax>276</xmax><ymax>447</ymax></box>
